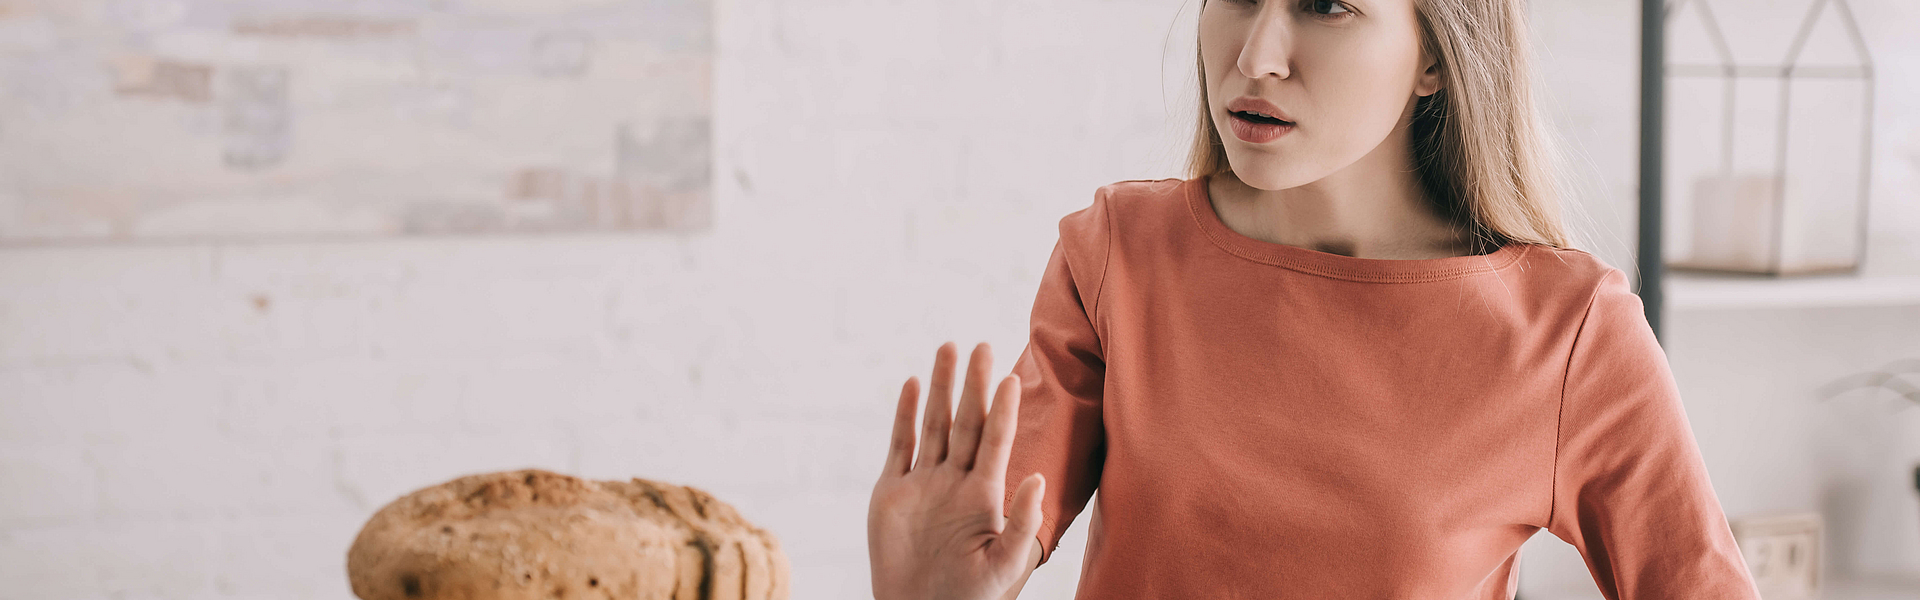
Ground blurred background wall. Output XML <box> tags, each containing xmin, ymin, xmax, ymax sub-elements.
<box><xmin>1</xmin><ymin>0</ymin><xmax>1918</xmax><ymax>599</ymax></box>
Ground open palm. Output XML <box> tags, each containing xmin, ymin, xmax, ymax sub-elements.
<box><xmin>868</xmin><ymin>342</ymin><xmax>1047</xmax><ymax>600</ymax></box>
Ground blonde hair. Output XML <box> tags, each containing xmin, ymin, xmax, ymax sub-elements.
<box><xmin>1186</xmin><ymin>0</ymin><xmax>1574</xmax><ymax>252</ymax></box>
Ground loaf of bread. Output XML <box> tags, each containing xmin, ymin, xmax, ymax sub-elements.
<box><xmin>347</xmin><ymin>469</ymin><xmax>789</xmax><ymax>600</ymax></box>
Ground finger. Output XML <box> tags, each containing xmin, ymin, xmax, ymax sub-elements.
<box><xmin>882</xmin><ymin>376</ymin><xmax>919</xmax><ymax>477</ymax></box>
<box><xmin>973</xmin><ymin>374</ymin><xmax>1020</xmax><ymax>486</ymax></box>
<box><xmin>915</xmin><ymin>341</ymin><xmax>958</xmax><ymax>468</ymax></box>
<box><xmin>947</xmin><ymin>342</ymin><xmax>994</xmax><ymax>470</ymax></box>
<box><xmin>1002</xmin><ymin>473</ymin><xmax>1046</xmax><ymax>556</ymax></box>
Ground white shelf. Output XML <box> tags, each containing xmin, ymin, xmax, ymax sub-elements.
<box><xmin>1665</xmin><ymin>272</ymin><xmax>1920</xmax><ymax>311</ymax></box>
<box><xmin>1525</xmin><ymin>574</ymin><xmax>1920</xmax><ymax>600</ymax></box>
<box><xmin>1822</xmin><ymin>574</ymin><xmax>1920</xmax><ymax>600</ymax></box>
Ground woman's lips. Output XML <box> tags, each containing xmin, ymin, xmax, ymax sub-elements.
<box><xmin>1225</xmin><ymin>97</ymin><xmax>1295</xmax><ymax>122</ymax></box>
<box><xmin>1227</xmin><ymin>110</ymin><xmax>1293</xmax><ymax>144</ymax></box>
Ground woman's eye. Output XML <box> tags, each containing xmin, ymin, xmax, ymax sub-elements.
<box><xmin>1305</xmin><ymin>0</ymin><xmax>1353</xmax><ymax>17</ymax></box>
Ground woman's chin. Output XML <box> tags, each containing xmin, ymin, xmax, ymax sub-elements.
<box><xmin>1222</xmin><ymin>166</ymin><xmax>1306</xmax><ymax>191</ymax></box>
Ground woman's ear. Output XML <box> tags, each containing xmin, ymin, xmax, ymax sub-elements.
<box><xmin>1415</xmin><ymin>51</ymin><xmax>1444</xmax><ymax>98</ymax></box>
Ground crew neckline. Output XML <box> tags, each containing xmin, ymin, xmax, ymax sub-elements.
<box><xmin>1184</xmin><ymin>173</ymin><xmax>1529</xmax><ymax>283</ymax></box>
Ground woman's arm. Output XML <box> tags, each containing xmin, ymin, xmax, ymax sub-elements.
<box><xmin>997</xmin><ymin>191</ymin><xmax>1113</xmax><ymax>570</ymax></box>
<box><xmin>869</xmin><ymin>190</ymin><xmax>1110</xmax><ymax>600</ymax></box>
<box><xmin>992</xmin><ymin>214</ymin><xmax>1107</xmax><ymax>597</ymax></box>
<box><xmin>1547</xmin><ymin>267</ymin><xmax>1762</xmax><ymax>599</ymax></box>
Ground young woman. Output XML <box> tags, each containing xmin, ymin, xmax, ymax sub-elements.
<box><xmin>868</xmin><ymin>0</ymin><xmax>1762</xmax><ymax>598</ymax></box>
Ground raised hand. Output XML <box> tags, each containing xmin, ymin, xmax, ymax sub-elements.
<box><xmin>868</xmin><ymin>342</ymin><xmax>1047</xmax><ymax>600</ymax></box>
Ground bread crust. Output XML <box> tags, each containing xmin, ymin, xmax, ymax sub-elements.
<box><xmin>347</xmin><ymin>469</ymin><xmax>790</xmax><ymax>600</ymax></box>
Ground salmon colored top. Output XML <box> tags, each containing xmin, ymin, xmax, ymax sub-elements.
<box><xmin>1000</xmin><ymin>176</ymin><xmax>1761</xmax><ymax>599</ymax></box>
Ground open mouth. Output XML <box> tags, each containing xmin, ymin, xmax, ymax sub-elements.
<box><xmin>1231</xmin><ymin>111</ymin><xmax>1292</xmax><ymax>126</ymax></box>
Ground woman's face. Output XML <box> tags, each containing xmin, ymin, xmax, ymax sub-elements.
<box><xmin>1199</xmin><ymin>0</ymin><xmax>1442</xmax><ymax>190</ymax></box>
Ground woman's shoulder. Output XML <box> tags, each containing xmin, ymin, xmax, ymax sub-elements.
<box><xmin>1511</xmin><ymin>245</ymin><xmax>1628</xmax><ymax>289</ymax></box>
<box><xmin>1088</xmin><ymin>177</ymin><xmax>1192</xmax><ymax>217</ymax></box>
<box><xmin>1092</xmin><ymin>177</ymin><xmax>1190</xmax><ymax>202</ymax></box>
<box><xmin>1503</xmin><ymin>244</ymin><xmax>1649</xmax><ymax>326</ymax></box>
<box><xmin>1056</xmin><ymin>177</ymin><xmax>1194</xmax><ymax>240</ymax></box>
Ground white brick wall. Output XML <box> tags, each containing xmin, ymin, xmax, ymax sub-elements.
<box><xmin>5</xmin><ymin>0</ymin><xmax>1920</xmax><ymax>599</ymax></box>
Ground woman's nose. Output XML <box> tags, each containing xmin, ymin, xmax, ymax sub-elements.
<box><xmin>1236</xmin><ymin>10</ymin><xmax>1292</xmax><ymax>81</ymax></box>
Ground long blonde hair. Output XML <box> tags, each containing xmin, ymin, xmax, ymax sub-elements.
<box><xmin>1186</xmin><ymin>0</ymin><xmax>1574</xmax><ymax>252</ymax></box>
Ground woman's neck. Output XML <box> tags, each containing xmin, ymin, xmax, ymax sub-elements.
<box><xmin>1205</xmin><ymin>131</ymin><xmax>1482</xmax><ymax>261</ymax></box>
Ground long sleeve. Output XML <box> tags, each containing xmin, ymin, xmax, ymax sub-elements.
<box><xmin>1547</xmin><ymin>267</ymin><xmax>1761</xmax><ymax>599</ymax></box>
<box><xmin>1001</xmin><ymin>195</ymin><xmax>1110</xmax><ymax>568</ymax></box>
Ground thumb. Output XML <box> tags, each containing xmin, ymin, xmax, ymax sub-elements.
<box><xmin>1003</xmin><ymin>473</ymin><xmax>1046</xmax><ymax>555</ymax></box>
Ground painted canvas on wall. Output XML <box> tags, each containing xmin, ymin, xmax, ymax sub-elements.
<box><xmin>0</xmin><ymin>0</ymin><xmax>713</xmax><ymax>243</ymax></box>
